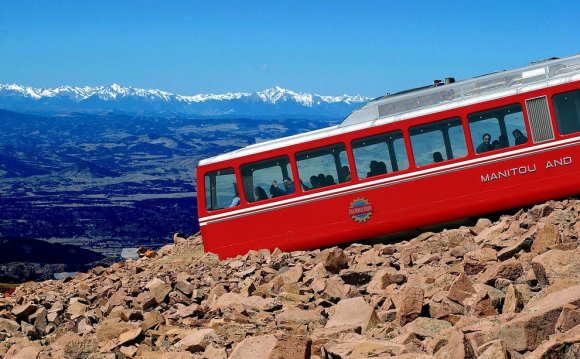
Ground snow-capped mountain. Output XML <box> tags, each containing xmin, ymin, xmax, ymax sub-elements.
<box><xmin>0</xmin><ymin>84</ymin><xmax>370</xmax><ymax>119</ymax></box>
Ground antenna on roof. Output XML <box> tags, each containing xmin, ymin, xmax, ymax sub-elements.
<box><xmin>530</xmin><ymin>57</ymin><xmax>559</xmax><ymax>65</ymax></box>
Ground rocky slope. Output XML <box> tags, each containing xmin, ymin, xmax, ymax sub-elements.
<box><xmin>1</xmin><ymin>198</ymin><xmax>579</xmax><ymax>358</ymax></box>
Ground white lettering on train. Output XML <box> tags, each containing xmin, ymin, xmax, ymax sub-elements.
<box><xmin>481</xmin><ymin>164</ymin><xmax>537</xmax><ymax>183</ymax></box>
<box><xmin>546</xmin><ymin>156</ymin><xmax>572</xmax><ymax>169</ymax></box>
<box><xmin>481</xmin><ymin>156</ymin><xmax>573</xmax><ymax>183</ymax></box>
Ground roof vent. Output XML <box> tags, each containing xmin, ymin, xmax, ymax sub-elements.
<box><xmin>445</xmin><ymin>77</ymin><xmax>455</xmax><ymax>84</ymax></box>
<box><xmin>433</xmin><ymin>79</ymin><xmax>443</xmax><ymax>87</ymax></box>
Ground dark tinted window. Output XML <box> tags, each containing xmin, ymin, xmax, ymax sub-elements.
<box><xmin>553</xmin><ymin>90</ymin><xmax>580</xmax><ymax>135</ymax></box>
<box><xmin>410</xmin><ymin>117</ymin><xmax>467</xmax><ymax>166</ymax></box>
<box><xmin>296</xmin><ymin>143</ymin><xmax>350</xmax><ymax>190</ymax></box>
<box><xmin>240</xmin><ymin>156</ymin><xmax>295</xmax><ymax>202</ymax></box>
<box><xmin>468</xmin><ymin>104</ymin><xmax>527</xmax><ymax>154</ymax></box>
<box><xmin>352</xmin><ymin>130</ymin><xmax>408</xmax><ymax>179</ymax></box>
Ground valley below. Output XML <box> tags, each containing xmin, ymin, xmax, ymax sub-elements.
<box><xmin>0</xmin><ymin>109</ymin><xmax>334</xmax><ymax>280</ymax></box>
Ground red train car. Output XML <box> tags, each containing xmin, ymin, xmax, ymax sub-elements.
<box><xmin>197</xmin><ymin>55</ymin><xmax>580</xmax><ymax>259</ymax></box>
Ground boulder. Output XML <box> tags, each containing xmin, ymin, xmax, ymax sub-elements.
<box><xmin>403</xmin><ymin>317</ymin><xmax>452</xmax><ymax>339</ymax></box>
<box><xmin>326</xmin><ymin>297</ymin><xmax>379</xmax><ymax>333</ymax></box>
<box><xmin>396</xmin><ymin>286</ymin><xmax>424</xmax><ymax>326</ymax></box>
<box><xmin>526</xmin><ymin>323</ymin><xmax>580</xmax><ymax>359</ymax></box>
<box><xmin>213</xmin><ymin>292</ymin><xmax>282</xmax><ymax>312</ymax></box>
<box><xmin>479</xmin><ymin>259</ymin><xmax>523</xmax><ymax>286</ymax></box>
<box><xmin>489</xmin><ymin>284</ymin><xmax>580</xmax><ymax>352</ymax></box>
<box><xmin>67</xmin><ymin>299</ymin><xmax>88</xmax><ymax>320</ymax></box>
<box><xmin>276</xmin><ymin>306</ymin><xmax>325</xmax><ymax>326</ymax></box>
<box><xmin>96</xmin><ymin>320</ymin><xmax>136</xmax><ymax>348</ymax></box>
<box><xmin>555</xmin><ymin>304</ymin><xmax>580</xmax><ymax>333</ymax></box>
<box><xmin>141</xmin><ymin>310</ymin><xmax>165</xmax><ymax>330</ymax></box>
<box><xmin>463</xmin><ymin>248</ymin><xmax>497</xmax><ymax>275</ymax></box>
<box><xmin>270</xmin><ymin>335</ymin><xmax>312</xmax><ymax>359</ymax></box>
<box><xmin>228</xmin><ymin>334</ymin><xmax>311</xmax><ymax>359</ymax></box>
<box><xmin>118</xmin><ymin>327</ymin><xmax>142</xmax><ymax>346</ymax></box>
<box><xmin>11</xmin><ymin>303</ymin><xmax>37</xmax><ymax>320</ymax></box>
<box><xmin>366</xmin><ymin>267</ymin><xmax>398</xmax><ymax>294</ymax></box>
<box><xmin>477</xmin><ymin>340</ymin><xmax>507</xmax><ymax>359</ymax></box>
<box><xmin>148</xmin><ymin>278</ymin><xmax>172</xmax><ymax>304</ymax></box>
<box><xmin>447</xmin><ymin>272</ymin><xmax>475</xmax><ymax>304</ymax></box>
<box><xmin>531</xmin><ymin>248</ymin><xmax>580</xmax><ymax>287</ymax></box>
<box><xmin>497</xmin><ymin>235</ymin><xmax>533</xmax><ymax>261</ymax></box>
<box><xmin>324</xmin><ymin>338</ymin><xmax>406</xmax><ymax>358</ymax></box>
<box><xmin>172</xmin><ymin>328</ymin><xmax>217</xmax><ymax>353</ymax></box>
<box><xmin>434</xmin><ymin>329</ymin><xmax>476</xmax><ymax>359</ymax></box>
<box><xmin>531</xmin><ymin>222</ymin><xmax>561</xmax><ymax>253</ymax></box>
<box><xmin>0</xmin><ymin>317</ymin><xmax>20</xmax><ymax>334</ymax></box>
<box><xmin>275</xmin><ymin>265</ymin><xmax>303</xmax><ymax>285</ymax></box>
<box><xmin>316</xmin><ymin>247</ymin><xmax>348</xmax><ymax>274</ymax></box>
<box><xmin>502</xmin><ymin>284</ymin><xmax>523</xmax><ymax>314</ymax></box>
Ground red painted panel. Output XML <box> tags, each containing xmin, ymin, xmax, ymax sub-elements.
<box><xmin>201</xmin><ymin>141</ymin><xmax>579</xmax><ymax>259</ymax></box>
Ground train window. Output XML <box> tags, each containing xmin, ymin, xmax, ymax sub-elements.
<box><xmin>296</xmin><ymin>143</ymin><xmax>350</xmax><ymax>190</ymax></box>
<box><xmin>468</xmin><ymin>104</ymin><xmax>527</xmax><ymax>153</ymax></box>
<box><xmin>240</xmin><ymin>156</ymin><xmax>295</xmax><ymax>202</ymax></box>
<box><xmin>410</xmin><ymin>117</ymin><xmax>467</xmax><ymax>166</ymax></box>
<box><xmin>352</xmin><ymin>130</ymin><xmax>408</xmax><ymax>179</ymax></box>
<box><xmin>553</xmin><ymin>90</ymin><xmax>580</xmax><ymax>135</ymax></box>
<box><xmin>204</xmin><ymin>168</ymin><xmax>239</xmax><ymax>211</ymax></box>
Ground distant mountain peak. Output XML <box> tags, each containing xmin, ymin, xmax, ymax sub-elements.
<box><xmin>0</xmin><ymin>83</ymin><xmax>371</xmax><ymax>119</ymax></box>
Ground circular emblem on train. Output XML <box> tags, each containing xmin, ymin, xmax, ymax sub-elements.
<box><xmin>348</xmin><ymin>197</ymin><xmax>374</xmax><ymax>223</ymax></box>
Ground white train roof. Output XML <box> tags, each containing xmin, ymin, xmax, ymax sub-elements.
<box><xmin>199</xmin><ymin>54</ymin><xmax>580</xmax><ymax>166</ymax></box>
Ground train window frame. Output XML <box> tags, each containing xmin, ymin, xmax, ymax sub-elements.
<box><xmin>468</xmin><ymin>103</ymin><xmax>528</xmax><ymax>154</ymax></box>
<box><xmin>351</xmin><ymin>130</ymin><xmax>409</xmax><ymax>179</ymax></box>
<box><xmin>204</xmin><ymin>167</ymin><xmax>239</xmax><ymax>211</ymax></box>
<box><xmin>295</xmin><ymin>143</ymin><xmax>350</xmax><ymax>191</ymax></box>
<box><xmin>552</xmin><ymin>89</ymin><xmax>580</xmax><ymax>135</ymax></box>
<box><xmin>409</xmin><ymin>117</ymin><xmax>467</xmax><ymax>167</ymax></box>
<box><xmin>240</xmin><ymin>156</ymin><xmax>295</xmax><ymax>203</ymax></box>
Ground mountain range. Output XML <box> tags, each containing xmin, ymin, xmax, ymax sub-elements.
<box><xmin>0</xmin><ymin>84</ymin><xmax>370</xmax><ymax>120</ymax></box>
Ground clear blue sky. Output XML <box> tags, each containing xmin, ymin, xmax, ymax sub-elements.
<box><xmin>1</xmin><ymin>1</ymin><xmax>578</xmax><ymax>97</ymax></box>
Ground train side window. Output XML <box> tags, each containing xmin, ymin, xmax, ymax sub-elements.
<box><xmin>240</xmin><ymin>156</ymin><xmax>295</xmax><ymax>202</ymax></box>
<box><xmin>410</xmin><ymin>117</ymin><xmax>467</xmax><ymax>167</ymax></box>
<box><xmin>204</xmin><ymin>168</ymin><xmax>239</xmax><ymax>211</ymax></box>
<box><xmin>553</xmin><ymin>90</ymin><xmax>580</xmax><ymax>135</ymax></box>
<box><xmin>468</xmin><ymin>104</ymin><xmax>527</xmax><ymax>153</ymax></box>
<box><xmin>296</xmin><ymin>143</ymin><xmax>350</xmax><ymax>190</ymax></box>
<box><xmin>352</xmin><ymin>130</ymin><xmax>408</xmax><ymax>179</ymax></box>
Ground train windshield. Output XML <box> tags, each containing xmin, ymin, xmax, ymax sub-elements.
<box><xmin>204</xmin><ymin>168</ymin><xmax>239</xmax><ymax>210</ymax></box>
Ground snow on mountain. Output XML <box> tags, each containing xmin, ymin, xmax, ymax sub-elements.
<box><xmin>0</xmin><ymin>83</ymin><xmax>370</xmax><ymax>119</ymax></box>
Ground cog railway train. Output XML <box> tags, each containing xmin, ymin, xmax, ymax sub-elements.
<box><xmin>197</xmin><ymin>55</ymin><xmax>580</xmax><ymax>259</ymax></box>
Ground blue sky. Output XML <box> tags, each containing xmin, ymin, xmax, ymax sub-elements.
<box><xmin>1</xmin><ymin>1</ymin><xmax>578</xmax><ymax>97</ymax></box>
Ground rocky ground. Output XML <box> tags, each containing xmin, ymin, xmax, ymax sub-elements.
<box><xmin>1</xmin><ymin>198</ymin><xmax>579</xmax><ymax>359</ymax></box>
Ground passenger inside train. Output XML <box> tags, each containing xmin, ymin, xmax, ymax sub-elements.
<box><xmin>254</xmin><ymin>186</ymin><xmax>268</xmax><ymax>201</ymax></box>
<box><xmin>433</xmin><ymin>151</ymin><xmax>444</xmax><ymax>163</ymax></box>
<box><xmin>476</xmin><ymin>133</ymin><xmax>493</xmax><ymax>153</ymax></box>
<box><xmin>283</xmin><ymin>177</ymin><xmax>295</xmax><ymax>194</ymax></box>
<box><xmin>229</xmin><ymin>186</ymin><xmax>240</xmax><ymax>207</ymax></box>
<box><xmin>513</xmin><ymin>129</ymin><xmax>528</xmax><ymax>145</ymax></box>
<box><xmin>340</xmin><ymin>166</ymin><xmax>352</xmax><ymax>182</ymax></box>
